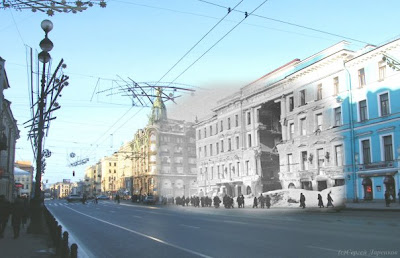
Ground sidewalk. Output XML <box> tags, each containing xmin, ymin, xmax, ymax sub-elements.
<box><xmin>345</xmin><ymin>200</ymin><xmax>400</xmax><ymax>211</ymax></box>
<box><xmin>0</xmin><ymin>220</ymin><xmax>55</xmax><ymax>258</ymax></box>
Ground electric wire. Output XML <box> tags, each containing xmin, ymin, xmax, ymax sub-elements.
<box><xmin>154</xmin><ymin>0</ymin><xmax>244</xmax><ymax>86</ymax></box>
<box><xmin>170</xmin><ymin>0</ymin><xmax>269</xmax><ymax>85</ymax></box>
<box><xmin>197</xmin><ymin>0</ymin><xmax>372</xmax><ymax>45</ymax></box>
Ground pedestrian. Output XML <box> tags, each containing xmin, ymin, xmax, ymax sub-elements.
<box><xmin>300</xmin><ymin>193</ymin><xmax>306</xmax><ymax>209</ymax></box>
<box><xmin>236</xmin><ymin>196</ymin><xmax>241</xmax><ymax>208</ymax></box>
<box><xmin>385</xmin><ymin>190</ymin><xmax>391</xmax><ymax>207</ymax></box>
<box><xmin>326</xmin><ymin>192</ymin><xmax>334</xmax><ymax>208</ymax></box>
<box><xmin>182</xmin><ymin>196</ymin><xmax>185</xmax><ymax>206</ymax></box>
<box><xmin>253</xmin><ymin>196</ymin><xmax>258</xmax><ymax>208</ymax></box>
<box><xmin>398</xmin><ymin>190</ymin><xmax>400</xmax><ymax>204</ymax></box>
<box><xmin>116</xmin><ymin>194</ymin><xmax>120</xmax><ymax>204</ymax></box>
<box><xmin>317</xmin><ymin>194</ymin><xmax>324</xmax><ymax>208</ymax></box>
<box><xmin>259</xmin><ymin>194</ymin><xmax>265</xmax><ymax>208</ymax></box>
<box><xmin>0</xmin><ymin>195</ymin><xmax>11</xmax><ymax>238</ymax></box>
<box><xmin>266</xmin><ymin>195</ymin><xmax>271</xmax><ymax>209</ymax></box>
<box><xmin>241</xmin><ymin>195</ymin><xmax>245</xmax><ymax>208</ymax></box>
<box><xmin>21</xmin><ymin>197</ymin><xmax>30</xmax><ymax>229</ymax></box>
<box><xmin>11</xmin><ymin>196</ymin><xmax>24</xmax><ymax>239</ymax></box>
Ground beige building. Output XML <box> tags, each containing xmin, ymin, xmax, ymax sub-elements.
<box><xmin>100</xmin><ymin>154</ymin><xmax>119</xmax><ymax>193</ymax></box>
<box><xmin>51</xmin><ymin>181</ymin><xmax>72</xmax><ymax>199</ymax></box>
<box><xmin>131</xmin><ymin>89</ymin><xmax>197</xmax><ymax>197</ymax></box>
<box><xmin>84</xmin><ymin>162</ymin><xmax>102</xmax><ymax>196</ymax></box>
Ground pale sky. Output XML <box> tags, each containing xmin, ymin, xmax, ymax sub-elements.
<box><xmin>1</xmin><ymin>0</ymin><xmax>400</xmax><ymax>184</ymax></box>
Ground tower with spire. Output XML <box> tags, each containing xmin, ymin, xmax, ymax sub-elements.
<box><xmin>149</xmin><ymin>87</ymin><xmax>167</xmax><ymax>124</ymax></box>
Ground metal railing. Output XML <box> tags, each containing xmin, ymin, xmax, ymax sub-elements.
<box><xmin>43</xmin><ymin>206</ymin><xmax>78</xmax><ymax>258</ymax></box>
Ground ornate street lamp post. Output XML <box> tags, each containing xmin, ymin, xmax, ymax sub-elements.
<box><xmin>26</xmin><ymin>19</ymin><xmax>69</xmax><ymax>233</ymax></box>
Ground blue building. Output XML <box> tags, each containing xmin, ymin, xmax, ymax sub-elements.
<box><xmin>342</xmin><ymin>39</ymin><xmax>400</xmax><ymax>202</ymax></box>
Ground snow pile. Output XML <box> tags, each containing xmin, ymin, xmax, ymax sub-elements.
<box><xmin>241</xmin><ymin>186</ymin><xmax>345</xmax><ymax>208</ymax></box>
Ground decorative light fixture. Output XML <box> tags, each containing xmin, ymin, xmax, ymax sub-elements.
<box><xmin>1</xmin><ymin>0</ymin><xmax>106</xmax><ymax>16</ymax></box>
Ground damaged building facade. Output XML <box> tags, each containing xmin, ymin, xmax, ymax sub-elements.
<box><xmin>196</xmin><ymin>42</ymin><xmax>356</xmax><ymax>197</ymax></box>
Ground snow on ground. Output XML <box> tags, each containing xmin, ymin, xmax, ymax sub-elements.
<box><xmin>241</xmin><ymin>186</ymin><xmax>345</xmax><ymax>208</ymax></box>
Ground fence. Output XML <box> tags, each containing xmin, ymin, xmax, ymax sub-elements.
<box><xmin>43</xmin><ymin>206</ymin><xmax>78</xmax><ymax>258</ymax></box>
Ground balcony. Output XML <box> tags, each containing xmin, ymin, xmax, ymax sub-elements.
<box><xmin>358</xmin><ymin>161</ymin><xmax>395</xmax><ymax>171</ymax></box>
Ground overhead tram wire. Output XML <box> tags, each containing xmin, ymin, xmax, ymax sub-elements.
<box><xmin>197</xmin><ymin>0</ymin><xmax>372</xmax><ymax>45</ymax></box>
<box><xmin>154</xmin><ymin>0</ymin><xmax>244</xmax><ymax>86</ymax></box>
<box><xmin>169</xmin><ymin>0</ymin><xmax>269</xmax><ymax>85</ymax></box>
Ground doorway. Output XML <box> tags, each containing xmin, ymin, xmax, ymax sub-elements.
<box><xmin>384</xmin><ymin>175</ymin><xmax>396</xmax><ymax>202</ymax></box>
<box><xmin>362</xmin><ymin>177</ymin><xmax>373</xmax><ymax>200</ymax></box>
<box><xmin>317</xmin><ymin>180</ymin><xmax>327</xmax><ymax>191</ymax></box>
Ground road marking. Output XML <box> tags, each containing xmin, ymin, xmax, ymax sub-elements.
<box><xmin>120</xmin><ymin>203</ymin><xmax>160</xmax><ymax>210</ymax></box>
<box><xmin>132</xmin><ymin>215</ymin><xmax>142</xmax><ymax>219</ymax></box>
<box><xmin>110</xmin><ymin>211</ymin><xmax>116</xmax><ymax>213</ymax></box>
<box><xmin>179</xmin><ymin>224</ymin><xmax>200</xmax><ymax>229</ymax></box>
<box><xmin>63</xmin><ymin>206</ymin><xmax>212</xmax><ymax>258</ymax></box>
<box><xmin>223</xmin><ymin>220</ymin><xmax>248</xmax><ymax>225</ymax></box>
<box><xmin>306</xmin><ymin>246</ymin><xmax>376</xmax><ymax>258</ymax></box>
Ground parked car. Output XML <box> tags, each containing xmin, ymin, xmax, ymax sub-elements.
<box><xmin>66</xmin><ymin>194</ymin><xmax>82</xmax><ymax>202</ymax></box>
<box><xmin>97</xmin><ymin>195</ymin><xmax>110</xmax><ymax>200</ymax></box>
<box><xmin>143</xmin><ymin>195</ymin><xmax>156</xmax><ymax>205</ymax></box>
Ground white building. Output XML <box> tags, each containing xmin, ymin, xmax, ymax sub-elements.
<box><xmin>14</xmin><ymin>167</ymin><xmax>32</xmax><ymax>196</ymax></box>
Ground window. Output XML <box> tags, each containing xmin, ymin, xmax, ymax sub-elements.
<box><xmin>358</xmin><ymin>68</ymin><xmax>366</xmax><ymax>88</ymax></box>
<box><xmin>217</xmin><ymin>166</ymin><xmax>220</xmax><ymax>179</ymax></box>
<box><xmin>209</xmin><ymin>125</ymin><xmax>213</xmax><ymax>136</ymax></box>
<box><xmin>333</xmin><ymin>77</ymin><xmax>339</xmax><ymax>95</ymax></box>
<box><xmin>114</xmin><ymin>162</ymin><xmax>116</xmax><ymax>166</ymax></box>
<box><xmin>204</xmin><ymin>146</ymin><xmax>207</xmax><ymax>157</ymax></box>
<box><xmin>198</xmin><ymin>130</ymin><xmax>201</xmax><ymax>140</ymax></box>
<box><xmin>300</xmin><ymin>90</ymin><xmax>306</xmax><ymax>106</ymax></box>
<box><xmin>216</xmin><ymin>123</ymin><xmax>218</xmax><ymax>133</ymax></box>
<box><xmin>221</xmin><ymin>140</ymin><xmax>224</xmax><ymax>152</ymax></box>
<box><xmin>289</xmin><ymin>123</ymin><xmax>294</xmax><ymax>140</ymax></box>
<box><xmin>109</xmin><ymin>162</ymin><xmax>111</xmax><ymax>166</ymax></box>
<box><xmin>300</xmin><ymin>117</ymin><xmax>306</xmax><ymax>136</ymax></box>
<box><xmin>379</xmin><ymin>92</ymin><xmax>390</xmax><ymax>116</ymax></box>
<box><xmin>379</xmin><ymin>62</ymin><xmax>386</xmax><ymax>81</ymax></box>
<box><xmin>247</xmin><ymin>112</ymin><xmax>251</xmax><ymax>125</ymax></box>
<box><xmin>359</xmin><ymin>100</ymin><xmax>368</xmax><ymax>122</ymax></box>
<box><xmin>383</xmin><ymin>135</ymin><xmax>393</xmax><ymax>161</ymax></box>
<box><xmin>236</xmin><ymin>162</ymin><xmax>240</xmax><ymax>177</ymax></box>
<box><xmin>316</xmin><ymin>113</ymin><xmax>323</xmax><ymax>131</ymax></box>
<box><xmin>287</xmin><ymin>154</ymin><xmax>293</xmax><ymax>172</ymax></box>
<box><xmin>204</xmin><ymin>128</ymin><xmax>207</xmax><ymax>138</ymax></box>
<box><xmin>317</xmin><ymin>148</ymin><xmax>324</xmax><ymax>168</ymax></box>
<box><xmin>198</xmin><ymin>147</ymin><xmax>201</xmax><ymax>157</ymax></box>
<box><xmin>361</xmin><ymin>139</ymin><xmax>371</xmax><ymax>164</ymax></box>
<box><xmin>257</xmin><ymin>109</ymin><xmax>260</xmax><ymax>123</ymax></box>
<box><xmin>301</xmin><ymin>151</ymin><xmax>308</xmax><ymax>170</ymax></box>
<box><xmin>114</xmin><ymin>169</ymin><xmax>116</xmax><ymax>173</ymax></box>
<box><xmin>210</xmin><ymin>144</ymin><xmax>213</xmax><ymax>156</ymax></box>
<box><xmin>227</xmin><ymin>118</ymin><xmax>231</xmax><ymax>130</ymax></box>
<box><xmin>247</xmin><ymin>134</ymin><xmax>252</xmax><ymax>148</ymax></box>
<box><xmin>220</xmin><ymin>120</ymin><xmax>223</xmax><ymax>132</ymax></box>
<box><xmin>335</xmin><ymin>145</ymin><xmax>343</xmax><ymax>166</ymax></box>
<box><xmin>228</xmin><ymin>138</ymin><xmax>232</xmax><ymax>151</ymax></box>
<box><xmin>334</xmin><ymin>107</ymin><xmax>342</xmax><ymax>126</ymax></box>
<box><xmin>216</xmin><ymin>142</ymin><xmax>219</xmax><ymax>154</ymax></box>
<box><xmin>245</xmin><ymin>160</ymin><xmax>249</xmax><ymax>175</ymax></box>
<box><xmin>235</xmin><ymin>114</ymin><xmax>239</xmax><ymax>127</ymax></box>
<box><xmin>289</xmin><ymin>96</ymin><xmax>294</xmax><ymax>112</ymax></box>
<box><xmin>316</xmin><ymin>84</ymin><xmax>322</xmax><ymax>100</ymax></box>
<box><xmin>236</xmin><ymin>136</ymin><xmax>239</xmax><ymax>149</ymax></box>
<box><xmin>211</xmin><ymin>166</ymin><xmax>214</xmax><ymax>180</ymax></box>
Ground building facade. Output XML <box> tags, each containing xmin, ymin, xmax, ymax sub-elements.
<box><xmin>132</xmin><ymin>89</ymin><xmax>197</xmax><ymax>197</ymax></box>
<box><xmin>343</xmin><ymin>39</ymin><xmax>400</xmax><ymax>201</ymax></box>
<box><xmin>0</xmin><ymin>57</ymin><xmax>20</xmax><ymax>201</ymax></box>
<box><xmin>14</xmin><ymin>167</ymin><xmax>32</xmax><ymax>196</ymax></box>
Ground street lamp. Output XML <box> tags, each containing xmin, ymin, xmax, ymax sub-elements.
<box><xmin>26</xmin><ymin>19</ymin><xmax>69</xmax><ymax>234</ymax></box>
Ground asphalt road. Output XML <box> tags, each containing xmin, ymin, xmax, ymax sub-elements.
<box><xmin>45</xmin><ymin>200</ymin><xmax>400</xmax><ymax>258</ymax></box>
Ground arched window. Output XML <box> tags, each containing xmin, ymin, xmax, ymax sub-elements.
<box><xmin>288</xmin><ymin>183</ymin><xmax>296</xmax><ymax>189</ymax></box>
